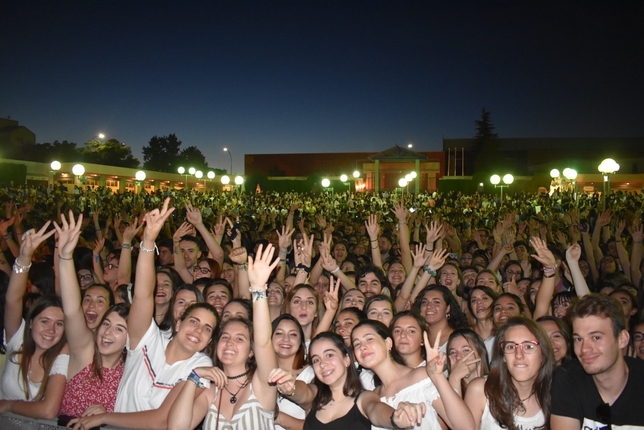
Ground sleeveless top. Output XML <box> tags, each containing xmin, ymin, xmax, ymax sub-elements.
<box><xmin>304</xmin><ymin>393</ymin><xmax>370</xmax><ymax>430</ymax></box>
<box><xmin>59</xmin><ymin>360</ymin><xmax>124</xmax><ymax>417</ymax></box>
<box><xmin>203</xmin><ymin>382</ymin><xmax>275</xmax><ymax>430</ymax></box>
<box><xmin>372</xmin><ymin>377</ymin><xmax>441</xmax><ymax>430</ymax></box>
<box><xmin>480</xmin><ymin>399</ymin><xmax>545</xmax><ymax>430</ymax></box>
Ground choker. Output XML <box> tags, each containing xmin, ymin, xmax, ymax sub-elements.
<box><xmin>227</xmin><ymin>370</ymin><xmax>250</xmax><ymax>380</ymax></box>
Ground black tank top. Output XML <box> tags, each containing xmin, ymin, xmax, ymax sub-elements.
<box><xmin>304</xmin><ymin>394</ymin><xmax>371</xmax><ymax>430</ymax></box>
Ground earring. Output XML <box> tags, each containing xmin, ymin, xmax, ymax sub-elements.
<box><xmin>446</xmin><ymin>312</ymin><xmax>451</xmax><ymax>319</ymax></box>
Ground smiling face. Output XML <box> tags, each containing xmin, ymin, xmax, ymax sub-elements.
<box><xmin>502</xmin><ymin>325</ymin><xmax>542</xmax><ymax>383</ymax></box>
<box><xmin>155</xmin><ymin>272</ymin><xmax>174</xmax><ymax>307</ymax></box>
<box><xmin>82</xmin><ymin>286</ymin><xmax>111</xmax><ymax>330</ymax></box>
<box><xmin>335</xmin><ymin>310</ymin><xmax>361</xmax><ymax>347</ymax></box>
<box><xmin>439</xmin><ymin>264</ymin><xmax>460</xmax><ymax>291</ymax></box>
<box><xmin>392</xmin><ymin>316</ymin><xmax>423</xmax><ymax>358</ymax></box>
<box><xmin>352</xmin><ymin>325</ymin><xmax>390</xmax><ymax>369</ymax></box>
<box><xmin>221</xmin><ymin>262</ymin><xmax>235</xmax><ymax>283</ymax></box>
<box><xmin>289</xmin><ymin>288</ymin><xmax>317</xmax><ymax>329</ymax></box>
<box><xmin>314</xmin><ymin>275</ymin><xmax>330</xmax><ymax>297</ymax></box>
<box><xmin>175</xmin><ymin>307</ymin><xmax>216</xmax><ymax>353</ymax></box>
<box><xmin>333</xmin><ymin>244</ymin><xmax>347</xmax><ymax>263</ymax></box>
<box><xmin>448</xmin><ymin>335</ymin><xmax>478</xmax><ymax>366</ymax></box>
<box><xmin>173</xmin><ymin>289</ymin><xmax>198</xmax><ymax>321</ymax></box>
<box><xmin>538</xmin><ymin>320</ymin><xmax>568</xmax><ymax>365</ymax></box>
<box><xmin>341</xmin><ymin>289</ymin><xmax>366</xmax><ymax>310</ymax></box>
<box><xmin>493</xmin><ymin>296</ymin><xmax>521</xmax><ymax>327</ymax></box>
<box><xmin>310</xmin><ymin>338</ymin><xmax>351</xmax><ymax>388</ymax></box>
<box><xmin>366</xmin><ymin>301</ymin><xmax>394</xmax><ymax>327</ymax></box>
<box><xmin>193</xmin><ymin>260</ymin><xmax>213</xmax><ymax>281</ymax></box>
<box><xmin>358</xmin><ymin>272</ymin><xmax>382</xmax><ymax>298</ymax></box>
<box><xmin>217</xmin><ymin>320</ymin><xmax>252</xmax><ymax>367</ymax></box>
<box><xmin>180</xmin><ymin>240</ymin><xmax>201</xmax><ymax>268</ymax></box>
<box><xmin>632</xmin><ymin>322</ymin><xmax>644</xmax><ymax>360</ymax></box>
<box><xmin>573</xmin><ymin>315</ymin><xmax>627</xmax><ymax>376</ymax></box>
<box><xmin>272</xmin><ymin>319</ymin><xmax>301</xmax><ymax>360</ymax></box>
<box><xmin>387</xmin><ymin>263</ymin><xmax>405</xmax><ymax>287</ymax></box>
<box><xmin>462</xmin><ymin>269</ymin><xmax>477</xmax><ymax>288</ymax></box>
<box><xmin>470</xmin><ymin>288</ymin><xmax>493</xmax><ymax>321</ymax></box>
<box><xmin>476</xmin><ymin>272</ymin><xmax>500</xmax><ymax>292</ymax></box>
<box><xmin>267</xmin><ymin>282</ymin><xmax>285</xmax><ymax>307</ymax></box>
<box><xmin>206</xmin><ymin>285</ymin><xmax>230</xmax><ymax>316</ymax></box>
<box><xmin>96</xmin><ymin>311</ymin><xmax>128</xmax><ymax>357</ymax></box>
<box><xmin>30</xmin><ymin>306</ymin><xmax>65</xmax><ymax>352</ymax></box>
<box><xmin>420</xmin><ymin>290</ymin><xmax>449</xmax><ymax>326</ymax></box>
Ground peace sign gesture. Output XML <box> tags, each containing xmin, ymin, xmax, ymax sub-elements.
<box><xmin>423</xmin><ymin>330</ymin><xmax>446</xmax><ymax>377</ymax></box>
<box><xmin>323</xmin><ymin>276</ymin><xmax>340</xmax><ymax>312</ymax></box>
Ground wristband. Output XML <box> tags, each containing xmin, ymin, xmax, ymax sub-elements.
<box><xmin>543</xmin><ymin>272</ymin><xmax>556</xmax><ymax>279</ymax></box>
<box><xmin>121</xmin><ymin>243</ymin><xmax>133</xmax><ymax>250</ymax></box>
<box><xmin>235</xmin><ymin>262</ymin><xmax>248</xmax><ymax>271</ymax></box>
<box><xmin>13</xmin><ymin>261</ymin><xmax>32</xmax><ymax>274</ymax></box>
<box><xmin>250</xmin><ymin>288</ymin><xmax>267</xmax><ymax>303</ymax></box>
<box><xmin>187</xmin><ymin>369</ymin><xmax>204</xmax><ymax>388</ymax></box>
<box><xmin>140</xmin><ymin>241</ymin><xmax>158</xmax><ymax>254</ymax></box>
<box><xmin>58</xmin><ymin>254</ymin><xmax>73</xmax><ymax>261</ymax></box>
<box><xmin>296</xmin><ymin>264</ymin><xmax>311</xmax><ymax>273</ymax></box>
<box><xmin>330</xmin><ymin>266</ymin><xmax>340</xmax><ymax>274</ymax></box>
<box><xmin>423</xmin><ymin>265</ymin><xmax>437</xmax><ymax>277</ymax></box>
<box><xmin>390</xmin><ymin>411</ymin><xmax>403</xmax><ymax>430</ymax></box>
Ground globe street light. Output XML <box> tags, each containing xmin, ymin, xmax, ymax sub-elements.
<box><xmin>195</xmin><ymin>171</ymin><xmax>203</xmax><ymax>189</ymax></box>
<box><xmin>135</xmin><ymin>170</ymin><xmax>146</xmax><ymax>193</ymax></box>
<box><xmin>50</xmin><ymin>161</ymin><xmax>61</xmax><ymax>189</ymax></box>
<box><xmin>353</xmin><ymin>170</ymin><xmax>360</xmax><ymax>179</ymax></box>
<box><xmin>178</xmin><ymin>166</ymin><xmax>189</xmax><ymax>189</ymax></box>
<box><xmin>563</xmin><ymin>168</ymin><xmax>578</xmax><ymax>202</ymax></box>
<box><xmin>321</xmin><ymin>178</ymin><xmax>330</xmax><ymax>188</ymax></box>
<box><xmin>72</xmin><ymin>164</ymin><xmax>85</xmax><ymax>176</ymax></box>
<box><xmin>598</xmin><ymin>158</ymin><xmax>620</xmax><ymax>210</ymax></box>
<box><xmin>490</xmin><ymin>173</ymin><xmax>513</xmax><ymax>204</ymax></box>
<box><xmin>205</xmin><ymin>171</ymin><xmax>215</xmax><ymax>190</ymax></box>
<box><xmin>189</xmin><ymin>167</ymin><xmax>196</xmax><ymax>175</ymax></box>
<box><xmin>550</xmin><ymin>169</ymin><xmax>560</xmax><ymax>179</ymax></box>
<box><xmin>234</xmin><ymin>175</ymin><xmax>244</xmax><ymax>185</ymax></box>
<box><xmin>223</xmin><ymin>148</ymin><xmax>233</xmax><ymax>175</ymax></box>
<box><xmin>221</xmin><ymin>175</ymin><xmax>230</xmax><ymax>185</ymax></box>
<box><xmin>340</xmin><ymin>174</ymin><xmax>348</xmax><ymax>183</ymax></box>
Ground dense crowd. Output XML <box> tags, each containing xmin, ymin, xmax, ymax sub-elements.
<box><xmin>0</xmin><ymin>182</ymin><xmax>643</xmax><ymax>429</ymax></box>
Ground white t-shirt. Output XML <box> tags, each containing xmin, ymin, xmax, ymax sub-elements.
<box><xmin>275</xmin><ymin>366</ymin><xmax>315</xmax><ymax>430</ymax></box>
<box><xmin>114</xmin><ymin>320</ymin><xmax>212</xmax><ymax>412</ymax></box>
<box><xmin>1</xmin><ymin>319</ymin><xmax>69</xmax><ymax>400</ymax></box>
<box><xmin>480</xmin><ymin>399</ymin><xmax>545</xmax><ymax>430</ymax></box>
<box><xmin>372</xmin><ymin>377</ymin><xmax>441</xmax><ymax>430</ymax></box>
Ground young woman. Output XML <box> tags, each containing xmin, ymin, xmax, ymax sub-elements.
<box><xmin>221</xmin><ymin>299</ymin><xmax>253</xmax><ymax>322</ymax></box>
<box><xmin>0</xmin><ymin>222</ymin><xmax>69</xmax><ymax>419</ymax></box>
<box><xmin>167</xmin><ymin>244</ymin><xmax>280</xmax><ymax>430</ymax></box>
<box><xmin>81</xmin><ymin>284</ymin><xmax>114</xmax><ymax>331</ymax></box>
<box><xmin>283</xmin><ymin>284</ymin><xmax>323</xmax><ymax>349</ymax></box>
<box><xmin>476</xmin><ymin>270</ymin><xmax>502</xmax><ymax>294</ymax></box>
<box><xmin>334</xmin><ymin>307</ymin><xmax>367</xmax><ymax>348</ymax></box>
<box><xmin>156</xmin><ymin>284</ymin><xmax>204</xmax><ymax>335</ymax></box>
<box><xmin>536</xmin><ymin>316</ymin><xmax>573</xmax><ymax>366</ymax></box>
<box><xmin>468</xmin><ymin>286</ymin><xmax>498</xmax><ymax>342</ymax></box>
<box><xmin>438</xmin><ymin>262</ymin><xmax>462</xmax><ymax>295</ymax></box>
<box><xmin>154</xmin><ymin>268</ymin><xmax>181</xmax><ymax>328</ymax></box>
<box><xmin>341</xmin><ymin>289</ymin><xmax>366</xmax><ymax>311</ymax></box>
<box><xmin>193</xmin><ymin>258</ymin><xmax>221</xmax><ymax>282</ymax></box>
<box><xmin>267</xmin><ymin>281</ymin><xmax>286</xmax><ymax>322</ymax></box>
<box><xmin>350</xmin><ymin>320</ymin><xmax>476</xmax><ymax>430</ymax></box>
<box><xmin>390</xmin><ymin>311</ymin><xmax>427</xmax><ymax>368</ymax></box>
<box><xmin>364</xmin><ymin>295</ymin><xmax>395</xmax><ymax>327</ymax></box>
<box><xmin>269</xmin><ymin>331</ymin><xmax>426</xmax><ymax>430</ymax></box>
<box><xmin>445</xmin><ymin>328</ymin><xmax>489</xmax><ymax>397</ymax></box>
<box><xmin>55</xmin><ymin>212</ymin><xmax>129</xmax><ymax>419</ymax></box>
<box><xmin>465</xmin><ymin>317</ymin><xmax>554</xmax><ymax>430</ymax></box>
<box><xmin>413</xmin><ymin>285</ymin><xmax>468</xmax><ymax>350</ymax></box>
<box><xmin>68</xmin><ymin>199</ymin><xmax>217</xmax><ymax>430</ymax></box>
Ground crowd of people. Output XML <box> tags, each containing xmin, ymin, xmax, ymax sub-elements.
<box><xmin>0</xmin><ymin>182</ymin><xmax>643</xmax><ymax>429</ymax></box>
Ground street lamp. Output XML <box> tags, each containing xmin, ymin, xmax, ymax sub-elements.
<box><xmin>195</xmin><ymin>171</ymin><xmax>203</xmax><ymax>189</ymax></box>
<box><xmin>598</xmin><ymin>158</ymin><xmax>620</xmax><ymax>210</ymax></box>
<box><xmin>189</xmin><ymin>167</ymin><xmax>196</xmax><ymax>175</ymax></box>
<box><xmin>50</xmin><ymin>161</ymin><xmax>61</xmax><ymax>189</ymax></box>
<box><xmin>321</xmin><ymin>178</ymin><xmax>330</xmax><ymax>188</ymax></box>
<box><xmin>178</xmin><ymin>166</ymin><xmax>189</xmax><ymax>189</ymax></box>
<box><xmin>135</xmin><ymin>170</ymin><xmax>146</xmax><ymax>193</ymax></box>
<box><xmin>353</xmin><ymin>171</ymin><xmax>360</xmax><ymax>179</ymax></box>
<box><xmin>205</xmin><ymin>171</ymin><xmax>215</xmax><ymax>190</ymax></box>
<box><xmin>234</xmin><ymin>176</ymin><xmax>244</xmax><ymax>185</ymax></box>
<box><xmin>221</xmin><ymin>175</ymin><xmax>230</xmax><ymax>185</ymax></box>
<box><xmin>340</xmin><ymin>174</ymin><xmax>348</xmax><ymax>183</ymax></box>
<box><xmin>563</xmin><ymin>168</ymin><xmax>578</xmax><ymax>202</ymax></box>
<box><xmin>72</xmin><ymin>164</ymin><xmax>85</xmax><ymax>187</ymax></box>
<box><xmin>490</xmin><ymin>174</ymin><xmax>513</xmax><ymax>204</ymax></box>
<box><xmin>223</xmin><ymin>148</ymin><xmax>233</xmax><ymax>175</ymax></box>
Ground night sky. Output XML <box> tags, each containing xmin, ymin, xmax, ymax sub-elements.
<box><xmin>2</xmin><ymin>1</ymin><xmax>643</xmax><ymax>173</ymax></box>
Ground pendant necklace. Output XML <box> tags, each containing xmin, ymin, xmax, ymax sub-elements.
<box><xmin>517</xmin><ymin>390</ymin><xmax>536</xmax><ymax>414</ymax></box>
<box><xmin>224</xmin><ymin>379</ymin><xmax>250</xmax><ymax>404</ymax></box>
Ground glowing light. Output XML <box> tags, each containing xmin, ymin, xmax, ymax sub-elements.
<box><xmin>178</xmin><ymin>167</ymin><xmax>185</xmax><ymax>174</ymax></box>
<box><xmin>234</xmin><ymin>176</ymin><xmax>244</xmax><ymax>185</ymax></box>
<box><xmin>340</xmin><ymin>174</ymin><xmax>348</xmax><ymax>182</ymax></box>
<box><xmin>503</xmin><ymin>174</ymin><xmax>514</xmax><ymax>185</ymax></box>
<box><xmin>195</xmin><ymin>171</ymin><xmax>203</xmax><ymax>179</ymax></box>
<box><xmin>321</xmin><ymin>178</ymin><xmax>331</xmax><ymax>188</ymax></box>
<box><xmin>221</xmin><ymin>175</ymin><xmax>230</xmax><ymax>185</ymax></box>
<box><xmin>398</xmin><ymin>178</ymin><xmax>408</xmax><ymax>187</ymax></box>
<box><xmin>207</xmin><ymin>171</ymin><xmax>215</xmax><ymax>179</ymax></box>
<box><xmin>490</xmin><ymin>175</ymin><xmax>501</xmax><ymax>185</ymax></box>
<box><xmin>50</xmin><ymin>161</ymin><xmax>61</xmax><ymax>171</ymax></box>
<box><xmin>135</xmin><ymin>171</ymin><xmax>146</xmax><ymax>181</ymax></box>
<box><xmin>72</xmin><ymin>164</ymin><xmax>85</xmax><ymax>176</ymax></box>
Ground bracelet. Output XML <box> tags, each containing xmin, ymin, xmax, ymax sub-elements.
<box><xmin>140</xmin><ymin>241</ymin><xmax>158</xmax><ymax>254</ymax></box>
<box><xmin>278</xmin><ymin>383</ymin><xmax>297</xmax><ymax>397</ymax></box>
<box><xmin>93</xmin><ymin>254</ymin><xmax>100</xmax><ymax>263</ymax></box>
<box><xmin>330</xmin><ymin>266</ymin><xmax>340</xmax><ymax>274</ymax></box>
<box><xmin>279</xmin><ymin>259</ymin><xmax>287</xmax><ymax>263</ymax></box>
<box><xmin>543</xmin><ymin>263</ymin><xmax>558</xmax><ymax>274</ymax></box>
<box><xmin>249</xmin><ymin>288</ymin><xmax>267</xmax><ymax>303</ymax></box>
<box><xmin>370</xmin><ymin>239</ymin><xmax>378</xmax><ymax>243</ymax></box>
<box><xmin>543</xmin><ymin>272</ymin><xmax>556</xmax><ymax>279</ymax></box>
<box><xmin>121</xmin><ymin>243</ymin><xmax>133</xmax><ymax>250</ymax></box>
<box><xmin>423</xmin><ymin>265</ymin><xmax>437</xmax><ymax>277</ymax></box>
<box><xmin>424</xmin><ymin>248</ymin><xmax>433</xmax><ymax>253</ymax></box>
<box><xmin>296</xmin><ymin>264</ymin><xmax>311</xmax><ymax>273</ymax></box>
<box><xmin>390</xmin><ymin>411</ymin><xmax>402</xmax><ymax>430</ymax></box>
<box><xmin>58</xmin><ymin>254</ymin><xmax>73</xmax><ymax>261</ymax></box>
<box><xmin>187</xmin><ymin>369</ymin><xmax>203</xmax><ymax>387</ymax></box>
<box><xmin>12</xmin><ymin>261</ymin><xmax>32</xmax><ymax>274</ymax></box>
<box><xmin>236</xmin><ymin>262</ymin><xmax>248</xmax><ymax>271</ymax></box>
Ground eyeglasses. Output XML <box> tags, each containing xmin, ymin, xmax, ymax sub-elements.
<box><xmin>78</xmin><ymin>274</ymin><xmax>94</xmax><ymax>282</ymax></box>
<box><xmin>505</xmin><ymin>270</ymin><xmax>521</xmax><ymax>277</ymax></box>
<box><xmin>500</xmin><ymin>340</ymin><xmax>539</xmax><ymax>354</ymax></box>
<box><xmin>633</xmin><ymin>332</ymin><xmax>644</xmax><ymax>342</ymax></box>
<box><xmin>106</xmin><ymin>264</ymin><xmax>119</xmax><ymax>270</ymax></box>
<box><xmin>192</xmin><ymin>266</ymin><xmax>212</xmax><ymax>274</ymax></box>
<box><xmin>595</xmin><ymin>402</ymin><xmax>611</xmax><ymax>429</ymax></box>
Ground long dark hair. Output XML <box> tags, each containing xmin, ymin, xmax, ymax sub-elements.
<box><xmin>13</xmin><ymin>295</ymin><xmax>67</xmax><ymax>400</ymax></box>
<box><xmin>445</xmin><ymin>328</ymin><xmax>490</xmax><ymax>395</ymax></box>
<box><xmin>271</xmin><ymin>314</ymin><xmax>307</xmax><ymax>370</ymax></box>
<box><xmin>310</xmin><ymin>332</ymin><xmax>362</xmax><ymax>411</ymax></box>
<box><xmin>389</xmin><ymin>310</ymin><xmax>428</xmax><ymax>361</ymax></box>
<box><xmin>91</xmin><ymin>304</ymin><xmax>130</xmax><ymax>381</ymax></box>
<box><xmin>412</xmin><ymin>285</ymin><xmax>468</xmax><ymax>329</ymax></box>
<box><xmin>215</xmin><ymin>317</ymin><xmax>256</xmax><ymax>376</ymax></box>
<box><xmin>485</xmin><ymin>317</ymin><xmax>553</xmax><ymax>430</ymax></box>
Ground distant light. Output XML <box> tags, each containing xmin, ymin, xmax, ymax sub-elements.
<box><xmin>490</xmin><ymin>174</ymin><xmax>501</xmax><ymax>185</ymax></box>
<box><xmin>234</xmin><ymin>175</ymin><xmax>244</xmax><ymax>185</ymax></box>
<box><xmin>72</xmin><ymin>164</ymin><xmax>85</xmax><ymax>176</ymax></box>
<box><xmin>479</xmin><ymin>183</ymin><xmax>484</xmax><ymax>187</ymax></box>
<box><xmin>195</xmin><ymin>171</ymin><xmax>203</xmax><ymax>179</ymax></box>
<box><xmin>598</xmin><ymin>158</ymin><xmax>620</xmax><ymax>174</ymax></box>
<box><xmin>221</xmin><ymin>175</ymin><xmax>230</xmax><ymax>185</ymax></box>
<box><xmin>223</xmin><ymin>147</ymin><xmax>228</xmax><ymax>152</ymax></box>
<box><xmin>189</xmin><ymin>167</ymin><xmax>196</xmax><ymax>175</ymax></box>
<box><xmin>50</xmin><ymin>161</ymin><xmax>61</xmax><ymax>171</ymax></box>
<box><xmin>178</xmin><ymin>167</ymin><xmax>185</xmax><ymax>174</ymax></box>
<box><xmin>340</xmin><ymin>174</ymin><xmax>348</xmax><ymax>182</ymax></box>
<box><xmin>135</xmin><ymin>171</ymin><xmax>146</xmax><ymax>181</ymax></box>
<box><xmin>321</xmin><ymin>178</ymin><xmax>331</xmax><ymax>188</ymax></box>
<box><xmin>550</xmin><ymin>169</ymin><xmax>560</xmax><ymax>178</ymax></box>
<box><xmin>410</xmin><ymin>171</ymin><xmax>417</xmax><ymax>179</ymax></box>
<box><xmin>353</xmin><ymin>170</ymin><xmax>360</xmax><ymax>179</ymax></box>
<box><xmin>503</xmin><ymin>174</ymin><xmax>514</xmax><ymax>185</ymax></box>
<box><xmin>207</xmin><ymin>171</ymin><xmax>215</xmax><ymax>179</ymax></box>
<box><xmin>398</xmin><ymin>178</ymin><xmax>408</xmax><ymax>187</ymax></box>
<box><xmin>98</xmin><ymin>133</ymin><xmax>105</xmax><ymax>139</ymax></box>
<box><xmin>407</xmin><ymin>143</ymin><xmax>413</xmax><ymax>148</ymax></box>
<box><xmin>405</xmin><ymin>174</ymin><xmax>412</xmax><ymax>182</ymax></box>
<box><xmin>563</xmin><ymin>168</ymin><xmax>578</xmax><ymax>180</ymax></box>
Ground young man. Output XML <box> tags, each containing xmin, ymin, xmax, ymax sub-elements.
<box><xmin>551</xmin><ymin>294</ymin><xmax>644</xmax><ymax>429</ymax></box>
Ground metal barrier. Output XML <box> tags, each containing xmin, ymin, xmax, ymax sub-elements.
<box><xmin>0</xmin><ymin>413</ymin><xmax>129</xmax><ymax>430</ymax></box>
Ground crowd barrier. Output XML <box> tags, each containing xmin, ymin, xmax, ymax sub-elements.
<box><xmin>0</xmin><ymin>413</ymin><xmax>128</xmax><ymax>430</ymax></box>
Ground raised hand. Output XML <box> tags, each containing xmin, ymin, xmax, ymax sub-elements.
<box><xmin>18</xmin><ymin>222</ymin><xmax>55</xmax><ymax>261</ymax></box>
<box><xmin>423</xmin><ymin>330</ymin><xmax>445</xmax><ymax>377</ymax></box>
<box><xmin>93</xmin><ymin>237</ymin><xmax>105</xmax><ymax>256</ymax></box>
<box><xmin>0</xmin><ymin>216</ymin><xmax>15</xmax><ymax>236</ymax></box>
<box><xmin>248</xmin><ymin>244</ymin><xmax>280</xmax><ymax>288</ymax></box>
<box><xmin>323</xmin><ymin>276</ymin><xmax>340</xmax><ymax>312</ymax></box>
<box><xmin>277</xmin><ymin>225</ymin><xmax>295</xmax><ymax>251</ymax></box>
<box><xmin>143</xmin><ymin>197</ymin><xmax>175</xmax><ymax>243</ymax></box>
<box><xmin>315</xmin><ymin>214</ymin><xmax>327</xmax><ymax>229</ymax></box>
<box><xmin>365</xmin><ymin>213</ymin><xmax>380</xmax><ymax>240</ymax></box>
<box><xmin>427</xmin><ymin>248</ymin><xmax>448</xmax><ymax>272</ymax></box>
<box><xmin>596</xmin><ymin>210</ymin><xmax>612</xmax><ymax>228</ymax></box>
<box><xmin>391</xmin><ymin>201</ymin><xmax>408</xmax><ymax>222</ymax></box>
<box><xmin>566</xmin><ymin>243</ymin><xmax>582</xmax><ymax>263</ymax></box>
<box><xmin>424</xmin><ymin>221</ymin><xmax>443</xmax><ymax>245</ymax></box>
<box><xmin>229</xmin><ymin>247</ymin><xmax>248</xmax><ymax>265</ymax></box>
<box><xmin>615</xmin><ymin>219</ymin><xmax>626</xmax><ymax>239</ymax></box>
<box><xmin>185</xmin><ymin>202</ymin><xmax>204</xmax><ymax>226</ymax></box>
<box><xmin>448</xmin><ymin>350</ymin><xmax>481</xmax><ymax>383</ymax></box>
<box><xmin>53</xmin><ymin>211</ymin><xmax>83</xmax><ymax>259</ymax></box>
<box><xmin>632</xmin><ymin>221</ymin><xmax>644</xmax><ymax>244</ymax></box>
<box><xmin>173</xmin><ymin>222</ymin><xmax>193</xmax><ymax>243</ymax></box>
<box><xmin>122</xmin><ymin>217</ymin><xmax>143</xmax><ymax>244</ymax></box>
<box><xmin>530</xmin><ymin>236</ymin><xmax>556</xmax><ymax>268</ymax></box>
<box><xmin>411</xmin><ymin>243</ymin><xmax>429</xmax><ymax>269</ymax></box>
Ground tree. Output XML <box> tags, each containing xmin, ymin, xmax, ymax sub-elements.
<box><xmin>178</xmin><ymin>146</ymin><xmax>209</xmax><ymax>171</ymax></box>
<box><xmin>81</xmin><ymin>139</ymin><xmax>140</xmax><ymax>168</ymax></box>
<box><xmin>29</xmin><ymin>140</ymin><xmax>80</xmax><ymax>162</ymax></box>
<box><xmin>473</xmin><ymin>108</ymin><xmax>500</xmax><ymax>173</ymax></box>
<box><xmin>142</xmin><ymin>134</ymin><xmax>182</xmax><ymax>172</ymax></box>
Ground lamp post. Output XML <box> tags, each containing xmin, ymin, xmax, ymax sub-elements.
<box><xmin>206</xmin><ymin>171</ymin><xmax>215</xmax><ymax>190</ymax></box>
<box><xmin>178</xmin><ymin>167</ymin><xmax>188</xmax><ymax>189</ymax></box>
<box><xmin>490</xmin><ymin>174</ymin><xmax>514</xmax><ymax>205</ymax></box>
<box><xmin>72</xmin><ymin>164</ymin><xmax>85</xmax><ymax>187</ymax></box>
<box><xmin>563</xmin><ymin>168</ymin><xmax>578</xmax><ymax>203</ymax></box>
<box><xmin>598</xmin><ymin>158</ymin><xmax>620</xmax><ymax>210</ymax></box>
<box><xmin>135</xmin><ymin>170</ymin><xmax>146</xmax><ymax>193</ymax></box>
<box><xmin>221</xmin><ymin>175</ymin><xmax>231</xmax><ymax>192</ymax></box>
<box><xmin>50</xmin><ymin>161</ymin><xmax>61</xmax><ymax>189</ymax></box>
<box><xmin>195</xmin><ymin>171</ymin><xmax>203</xmax><ymax>190</ymax></box>
<box><xmin>223</xmin><ymin>148</ymin><xmax>233</xmax><ymax>175</ymax></box>
<box><xmin>398</xmin><ymin>177</ymin><xmax>408</xmax><ymax>198</ymax></box>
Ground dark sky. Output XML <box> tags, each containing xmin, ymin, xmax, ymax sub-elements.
<box><xmin>2</xmin><ymin>1</ymin><xmax>643</xmax><ymax>173</ymax></box>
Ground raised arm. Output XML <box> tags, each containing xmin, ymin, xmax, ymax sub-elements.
<box><xmin>314</xmin><ymin>276</ymin><xmax>340</xmax><ymax>336</ymax></box>
<box><xmin>366</xmin><ymin>214</ymin><xmax>383</xmax><ymax>269</ymax></box>
<box><xmin>276</xmin><ymin>225</ymin><xmax>294</xmax><ymax>286</ymax></box>
<box><xmin>118</xmin><ymin>217</ymin><xmax>142</xmax><ymax>286</ymax></box>
<box><xmin>319</xmin><ymin>247</ymin><xmax>356</xmax><ymax>292</ymax></box>
<box><xmin>129</xmin><ymin>198</ymin><xmax>175</xmax><ymax>349</ymax></box>
<box><xmin>565</xmin><ymin>244</ymin><xmax>591</xmax><ymax>298</ymax></box>
<box><xmin>631</xmin><ymin>222</ymin><xmax>643</xmax><ymax>287</ymax></box>
<box><xmin>172</xmin><ymin>222</ymin><xmax>195</xmax><ymax>284</ymax></box>
<box><xmin>54</xmin><ymin>211</ymin><xmax>95</xmax><ymax>371</ymax></box>
<box><xmin>5</xmin><ymin>222</ymin><xmax>55</xmax><ymax>341</ymax></box>
<box><xmin>247</xmin><ymin>244</ymin><xmax>280</xmax><ymax>406</ymax></box>
<box><xmin>186</xmin><ymin>202</ymin><xmax>224</xmax><ymax>267</ymax></box>
<box><xmin>614</xmin><ymin>220</ymin><xmax>631</xmax><ymax>281</ymax></box>
<box><xmin>532</xmin><ymin>237</ymin><xmax>558</xmax><ymax>320</ymax></box>
<box><xmin>230</xmin><ymin>247</ymin><xmax>250</xmax><ymax>299</ymax></box>
<box><xmin>395</xmin><ymin>244</ymin><xmax>428</xmax><ymax>312</ymax></box>
<box><xmin>392</xmin><ymin>201</ymin><xmax>413</xmax><ymax>273</ymax></box>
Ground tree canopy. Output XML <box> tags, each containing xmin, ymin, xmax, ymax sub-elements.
<box><xmin>142</xmin><ymin>134</ymin><xmax>182</xmax><ymax>172</ymax></box>
<box><xmin>81</xmin><ymin>138</ymin><xmax>140</xmax><ymax>168</ymax></box>
<box><xmin>473</xmin><ymin>108</ymin><xmax>501</xmax><ymax>173</ymax></box>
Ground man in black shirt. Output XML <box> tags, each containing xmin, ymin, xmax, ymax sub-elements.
<box><xmin>551</xmin><ymin>294</ymin><xmax>644</xmax><ymax>429</ymax></box>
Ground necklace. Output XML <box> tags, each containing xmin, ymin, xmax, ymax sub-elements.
<box><xmin>223</xmin><ymin>379</ymin><xmax>250</xmax><ymax>404</ymax></box>
<box><xmin>227</xmin><ymin>370</ymin><xmax>250</xmax><ymax>380</ymax></box>
<box><xmin>517</xmin><ymin>390</ymin><xmax>536</xmax><ymax>414</ymax></box>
